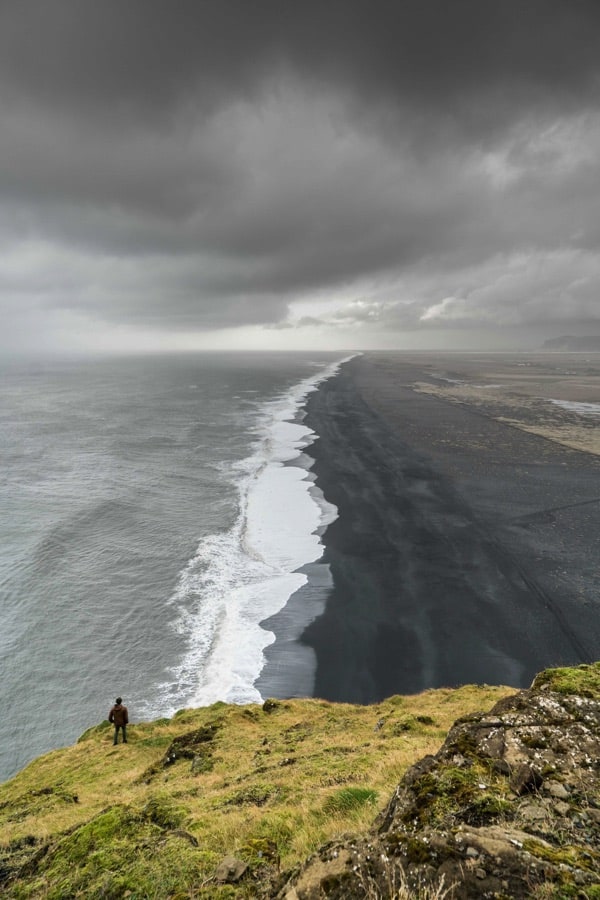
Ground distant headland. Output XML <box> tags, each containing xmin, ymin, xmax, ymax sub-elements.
<box><xmin>541</xmin><ymin>335</ymin><xmax>600</xmax><ymax>351</ymax></box>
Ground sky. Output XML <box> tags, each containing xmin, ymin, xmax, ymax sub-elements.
<box><xmin>2</xmin><ymin>0</ymin><xmax>600</xmax><ymax>356</ymax></box>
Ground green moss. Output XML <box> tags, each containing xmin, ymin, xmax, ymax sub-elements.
<box><xmin>532</xmin><ymin>662</ymin><xmax>600</xmax><ymax>698</ymax></box>
<box><xmin>387</xmin><ymin>695</ymin><xmax>406</xmax><ymax>707</ymax></box>
<box><xmin>323</xmin><ymin>787</ymin><xmax>378</xmax><ymax>816</ymax></box>
<box><xmin>11</xmin><ymin>807</ymin><xmax>219</xmax><ymax>899</ymax></box>
<box><xmin>241</xmin><ymin>836</ymin><xmax>281</xmax><ymax>866</ymax></box>
<box><xmin>405</xmin><ymin>772</ymin><xmax>438</xmax><ymax>823</ymax></box>
<box><xmin>223</xmin><ymin>783</ymin><xmax>278</xmax><ymax>807</ymax></box>
<box><xmin>463</xmin><ymin>794</ymin><xmax>513</xmax><ymax>825</ymax></box>
<box><xmin>389</xmin><ymin>714</ymin><xmax>436</xmax><ymax>735</ymax></box>
<box><xmin>190</xmin><ymin>749</ymin><xmax>215</xmax><ymax>774</ymax></box>
<box><xmin>523</xmin><ymin>838</ymin><xmax>600</xmax><ymax>873</ymax></box>
<box><xmin>391</xmin><ymin>717</ymin><xmax>418</xmax><ymax>735</ymax></box>
<box><xmin>450</xmin><ymin>731</ymin><xmax>479</xmax><ymax>757</ymax></box>
<box><xmin>441</xmin><ymin>767</ymin><xmax>482</xmax><ymax>802</ymax></box>
<box><xmin>402</xmin><ymin>835</ymin><xmax>433</xmax><ymax>864</ymax></box>
<box><xmin>284</xmin><ymin>722</ymin><xmax>312</xmax><ymax>743</ymax></box>
<box><xmin>28</xmin><ymin>805</ymin><xmax>142</xmax><ymax>892</ymax></box>
<box><xmin>407</xmin><ymin>762</ymin><xmax>510</xmax><ymax>827</ymax></box>
<box><xmin>142</xmin><ymin>795</ymin><xmax>187</xmax><ymax>829</ymax></box>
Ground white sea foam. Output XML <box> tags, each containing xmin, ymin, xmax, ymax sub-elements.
<box><xmin>549</xmin><ymin>398</ymin><xmax>600</xmax><ymax>417</ymax></box>
<box><xmin>157</xmin><ymin>356</ymin><xmax>353</xmax><ymax>711</ymax></box>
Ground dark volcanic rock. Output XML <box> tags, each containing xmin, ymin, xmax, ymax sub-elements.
<box><xmin>276</xmin><ymin>664</ymin><xmax>600</xmax><ymax>899</ymax></box>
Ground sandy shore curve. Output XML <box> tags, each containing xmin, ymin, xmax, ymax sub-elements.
<box><xmin>258</xmin><ymin>351</ymin><xmax>600</xmax><ymax>702</ymax></box>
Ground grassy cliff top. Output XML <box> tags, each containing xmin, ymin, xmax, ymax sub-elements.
<box><xmin>280</xmin><ymin>662</ymin><xmax>600</xmax><ymax>900</ymax></box>
<box><xmin>0</xmin><ymin>683</ymin><xmax>514</xmax><ymax>898</ymax></box>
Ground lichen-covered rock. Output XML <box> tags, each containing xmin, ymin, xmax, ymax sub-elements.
<box><xmin>276</xmin><ymin>663</ymin><xmax>600</xmax><ymax>898</ymax></box>
<box><xmin>215</xmin><ymin>854</ymin><xmax>248</xmax><ymax>883</ymax></box>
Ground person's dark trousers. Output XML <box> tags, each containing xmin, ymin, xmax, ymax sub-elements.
<box><xmin>113</xmin><ymin>724</ymin><xmax>127</xmax><ymax>745</ymax></box>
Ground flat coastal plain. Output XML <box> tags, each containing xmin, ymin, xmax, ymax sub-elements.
<box><xmin>268</xmin><ymin>352</ymin><xmax>600</xmax><ymax>704</ymax></box>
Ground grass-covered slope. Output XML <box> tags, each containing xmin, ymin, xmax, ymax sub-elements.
<box><xmin>0</xmin><ymin>684</ymin><xmax>512</xmax><ymax>898</ymax></box>
<box><xmin>280</xmin><ymin>662</ymin><xmax>600</xmax><ymax>900</ymax></box>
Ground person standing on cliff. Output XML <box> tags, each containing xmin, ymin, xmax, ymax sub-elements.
<box><xmin>108</xmin><ymin>697</ymin><xmax>129</xmax><ymax>745</ymax></box>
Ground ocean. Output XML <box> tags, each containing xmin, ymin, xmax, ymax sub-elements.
<box><xmin>0</xmin><ymin>351</ymin><xmax>347</xmax><ymax>782</ymax></box>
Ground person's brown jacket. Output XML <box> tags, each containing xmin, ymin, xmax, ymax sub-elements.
<box><xmin>109</xmin><ymin>703</ymin><xmax>128</xmax><ymax>727</ymax></box>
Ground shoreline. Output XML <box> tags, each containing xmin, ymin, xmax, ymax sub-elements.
<box><xmin>251</xmin><ymin>357</ymin><xmax>350</xmax><ymax>702</ymax></box>
<box><xmin>259</xmin><ymin>352</ymin><xmax>600</xmax><ymax>703</ymax></box>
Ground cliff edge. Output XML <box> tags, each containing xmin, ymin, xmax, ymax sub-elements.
<box><xmin>1</xmin><ymin>665</ymin><xmax>599</xmax><ymax>898</ymax></box>
<box><xmin>278</xmin><ymin>664</ymin><xmax>600</xmax><ymax>899</ymax></box>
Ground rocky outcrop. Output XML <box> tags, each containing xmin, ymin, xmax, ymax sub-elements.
<box><xmin>277</xmin><ymin>665</ymin><xmax>600</xmax><ymax>898</ymax></box>
<box><xmin>138</xmin><ymin>723</ymin><xmax>220</xmax><ymax>781</ymax></box>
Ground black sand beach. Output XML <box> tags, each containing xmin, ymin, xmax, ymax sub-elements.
<box><xmin>258</xmin><ymin>352</ymin><xmax>600</xmax><ymax>703</ymax></box>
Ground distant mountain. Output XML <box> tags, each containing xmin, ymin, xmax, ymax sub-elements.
<box><xmin>542</xmin><ymin>335</ymin><xmax>600</xmax><ymax>351</ymax></box>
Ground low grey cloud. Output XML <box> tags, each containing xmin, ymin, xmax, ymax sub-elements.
<box><xmin>1</xmin><ymin>0</ymin><xmax>600</xmax><ymax>352</ymax></box>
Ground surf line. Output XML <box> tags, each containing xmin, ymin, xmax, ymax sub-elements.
<box><xmin>160</xmin><ymin>355</ymin><xmax>358</xmax><ymax>711</ymax></box>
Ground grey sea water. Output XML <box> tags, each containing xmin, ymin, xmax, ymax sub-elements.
<box><xmin>0</xmin><ymin>352</ymin><xmax>344</xmax><ymax>781</ymax></box>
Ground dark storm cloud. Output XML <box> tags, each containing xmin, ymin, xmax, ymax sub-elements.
<box><xmin>3</xmin><ymin>1</ymin><xmax>600</xmax><ymax>124</ymax></box>
<box><xmin>1</xmin><ymin>0</ymin><xmax>600</xmax><ymax>345</ymax></box>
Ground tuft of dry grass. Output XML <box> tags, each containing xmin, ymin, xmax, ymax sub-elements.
<box><xmin>358</xmin><ymin>863</ymin><xmax>455</xmax><ymax>900</ymax></box>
